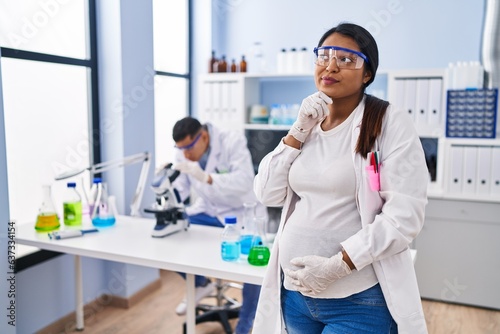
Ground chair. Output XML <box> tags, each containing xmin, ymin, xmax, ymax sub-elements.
<box><xmin>183</xmin><ymin>279</ymin><xmax>243</xmax><ymax>334</ymax></box>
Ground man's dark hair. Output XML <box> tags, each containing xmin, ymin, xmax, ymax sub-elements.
<box><xmin>172</xmin><ymin>117</ymin><xmax>202</xmax><ymax>142</ymax></box>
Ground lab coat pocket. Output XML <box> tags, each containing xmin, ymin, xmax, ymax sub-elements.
<box><xmin>365</xmin><ymin>166</ymin><xmax>380</xmax><ymax>192</ymax></box>
<box><xmin>360</xmin><ymin>165</ymin><xmax>383</xmax><ymax>215</ymax></box>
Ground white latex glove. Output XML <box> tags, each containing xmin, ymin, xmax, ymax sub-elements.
<box><xmin>288</xmin><ymin>91</ymin><xmax>333</xmax><ymax>143</ymax></box>
<box><xmin>174</xmin><ymin>161</ymin><xmax>210</xmax><ymax>183</ymax></box>
<box><xmin>284</xmin><ymin>252</ymin><xmax>352</xmax><ymax>295</ymax></box>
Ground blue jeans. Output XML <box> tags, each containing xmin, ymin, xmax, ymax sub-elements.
<box><xmin>179</xmin><ymin>213</ymin><xmax>261</xmax><ymax>334</ymax></box>
<box><xmin>281</xmin><ymin>284</ymin><xmax>397</xmax><ymax>334</ymax></box>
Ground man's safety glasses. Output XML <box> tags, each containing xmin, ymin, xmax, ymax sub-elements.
<box><xmin>174</xmin><ymin>132</ymin><xmax>202</xmax><ymax>151</ymax></box>
<box><xmin>313</xmin><ymin>46</ymin><xmax>368</xmax><ymax>69</ymax></box>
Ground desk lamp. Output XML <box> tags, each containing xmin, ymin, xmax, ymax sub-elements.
<box><xmin>55</xmin><ymin>152</ymin><xmax>151</xmax><ymax>217</ymax></box>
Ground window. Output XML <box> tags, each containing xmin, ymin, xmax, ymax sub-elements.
<box><xmin>0</xmin><ymin>0</ymin><xmax>98</xmax><ymax>226</ymax></box>
<box><xmin>152</xmin><ymin>0</ymin><xmax>191</xmax><ymax>166</ymax></box>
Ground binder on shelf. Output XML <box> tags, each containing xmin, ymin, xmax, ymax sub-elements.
<box><xmin>393</xmin><ymin>79</ymin><xmax>405</xmax><ymax>112</ymax></box>
<box><xmin>476</xmin><ymin>146</ymin><xmax>492</xmax><ymax>195</ymax></box>
<box><xmin>212</xmin><ymin>82</ymin><xmax>221</xmax><ymax>113</ymax></box>
<box><xmin>403</xmin><ymin>79</ymin><xmax>417</xmax><ymax>122</ymax></box>
<box><xmin>220</xmin><ymin>82</ymin><xmax>229</xmax><ymax>112</ymax></box>
<box><xmin>415</xmin><ymin>79</ymin><xmax>429</xmax><ymax>126</ymax></box>
<box><xmin>490</xmin><ymin>147</ymin><xmax>500</xmax><ymax>195</ymax></box>
<box><xmin>427</xmin><ymin>78</ymin><xmax>443</xmax><ymax>126</ymax></box>
<box><xmin>462</xmin><ymin>146</ymin><xmax>477</xmax><ymax>194</ymax></box>
<box><xmin>448</xmin><ymin>145</ymin><xmax>464</xmax><ymax>193</ymax></box>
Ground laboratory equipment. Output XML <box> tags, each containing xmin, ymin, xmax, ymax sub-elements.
<box><xmin>239</xmin><ymin>55</ymin><xmax>247</xmax><ymax>73</ymax></box>
<box><xmin>209</xmin><ymin>50</ymin><xmax>218</xmax><ymax>73</ymax></box>
<box><xmin>63</xmin><ymin>182</ymin><xmax>82</xmax><ymax>226</ymax></box>
<box><xmin>221</xmin><ymin>216</ymin><xmax>240</xmax><ymax>262</ymax></box>
<box><xmin>240</xmin><ymin>202</ymin><xmax>257</xmax><ymax>256</ymax></box>
<box><xmin>248</xmin><ymin>216</ymin><xmax>270</xmax><ymax>266</ymax></box>
<box><xmin>144</xmin><ymin>163</ymin><xmax>189</xmax><ymax>238</ymax></box>
<box><xmin>55</xmin><ymin>152</ymin><xmax>151</xmax><ymax>217</ymax></box>
<box><xmin>48</xmin><ymin>228</ymin><xmax>98</xmax><ymax>240</ymax></box>
<box><xmin>35</xmin><ymin>184</ymin><xmax>60</xmax><ymax>232</ymax></box>
<box><xmin>91</xmin><ymin>182</ymin><xmax>116</xmax><ymax>227</ymax></box>
<box><xmin>249</xmin><ymin>105</ymin><xmax>268</xmax><ymax>124</ymax></box>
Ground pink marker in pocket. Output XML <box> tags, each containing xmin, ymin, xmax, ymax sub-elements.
<box><xmin>366</xmin><ymin>151</ymin><xmax>380</xmax><ymax>191</ymax></box>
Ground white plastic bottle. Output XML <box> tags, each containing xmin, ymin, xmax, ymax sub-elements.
<box><xmin>298</xmin><ymin>47</ymin><xmax>310</xmax><ymax>73</ymax></box>
<box><xmin>221</xmin><ymin>216</ymin><xmax>240</xmax><ymax>262</ymax></box>
<box><xmin>286</xmin><ymin>48</ymin><xmax>297</xmax><ymax>74</ymax></box>
<box><xmin>277</xmin><ymin>48</ymin><xmax>287</xmax><ymax>74</ymax></box>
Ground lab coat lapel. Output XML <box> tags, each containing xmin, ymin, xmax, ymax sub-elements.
<box><xmin>205</xmin><ymin>123</ymin><xmax>222</xmax><ymax>173</ymax></box>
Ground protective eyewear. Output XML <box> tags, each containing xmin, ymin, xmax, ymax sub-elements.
<box><xmin>174</xmin><ymin>132</ymin><xmax>202</xmax><ymax>151</ymax></box>
<box><xmin>313</xmin><ymin>46</ymin><xmax>368</xmax><ymax>69</ymax></box>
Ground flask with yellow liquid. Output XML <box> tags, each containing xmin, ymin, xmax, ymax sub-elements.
<box><xmin>35</xmin><ymin>184</ymin><xmax>60</xmax><ymax>232</ymax></box>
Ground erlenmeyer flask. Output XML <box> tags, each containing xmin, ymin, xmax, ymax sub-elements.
<box><xmin>248</xmin><ymin>216</ymin><xmax>270</xmax><ymax>266</ymax></box>
<box><xmin>35</xmin><ymin>184</ymin><xmax>60</xmax><ymax>232</ymax></box>
<box><xmin>91</xmin><ymin>182</ymin><xmax>116</xmax><ymax>227</ymax></box>
<box><xmin>240</xmin><ymin>202</ymin><xmax>257</xmax><ymax>256</ymax></box>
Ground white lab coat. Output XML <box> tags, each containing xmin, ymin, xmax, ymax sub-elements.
<box><xmin>253</xmin><ymin>99</ymin><xmax>429</xmax><ymax>334</ymax></box>
<box><xmin>174</xmin><ymin>123</ymin><xmax>266</xmax><ymax>224</ymax></box>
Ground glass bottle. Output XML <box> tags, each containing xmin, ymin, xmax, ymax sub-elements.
<box><xmin>63</xmin><ymin>182</ymin><xmax>82</xmax><ymax>226</ymax></box>
<box><xmin>240</xmin><ymin>202</ymin><xmax>256</xmax><ymax>256</ymax></box>
<box><xmin>248</xmin><ymin>216</ymin><xmax>270</xmax><ymax>266</ymax></box>
<box><xmin>88</xmin><ymin>177</ymin><xmax>101</xmax><ymax>216</ymax></box>
<box><xmin>221</xmin><ymin>216</ymin><xmax>240</xmax><ymax>262</ymax></box>
<box><xmin>240</xmin><ymin>55</ymin><xmax>247</xmax><ymax>73</ymax></box>
<box><xmin>230</xmin><ymin>59</ymin><xmax>237</xmax><ymax>73</ymax></box>
<box><xmin>218</xmin><ymin>55</ymin><xmax>228</xmax><ymax>73</ymax></box>
<box><xmin>35</xmin><ymin>184</ymin><xmax>60</xmax><ymax>232</ymax></box>
<box><xmin>91</xmin><ymin>181</ymin><xmax>116</xmax><ymax>227</ymax></box>
<box><xmin>209</xmin><ymin>50</ymin><xmax>218</xmax><ymax>73</ymax></box>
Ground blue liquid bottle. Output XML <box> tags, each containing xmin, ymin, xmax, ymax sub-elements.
<box><xmin>221</xmin><ymin>216</ymin><xmax>240</xmax><ymax>262</ymax></box>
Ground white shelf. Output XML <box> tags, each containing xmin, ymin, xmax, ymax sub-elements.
<box><xmin>203</xmin><ymin>72</ymin><xmax>312</xmax><ymax>79</ymax></box>
<box><xmin>244</xmin><ymin>123</ymin><xmax>290</xmax><ymax>131</ymax></box>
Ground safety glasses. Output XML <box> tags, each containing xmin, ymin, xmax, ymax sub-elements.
<box><xmin>313</xmin><ymin>46</ymin><xmax>368</xmax><ymax>69</ymax></box>
<box><xmin>174</xmin><ymin>132</ymin><xmax>202</xmax><ymax>151</ymax></box>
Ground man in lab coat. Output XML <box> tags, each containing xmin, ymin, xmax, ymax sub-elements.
<box><xmin>170</xmin><ymin>116</ymin><xmax>264</xmax><ymax>334</ymax></box>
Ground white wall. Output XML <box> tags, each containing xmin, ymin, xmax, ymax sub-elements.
<box><xmin>211</xmin><ymin>0</ymin><xmax>485</xmax><ymax>74</ymax></box>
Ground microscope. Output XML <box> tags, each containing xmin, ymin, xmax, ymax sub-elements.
<box><xmin>144</xmin><ymin>163</ymin><xmax>189</xmax><ymax>238</ymax></box>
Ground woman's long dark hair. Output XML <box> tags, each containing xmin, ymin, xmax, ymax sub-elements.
<box><xmin>318</xmin><ymin>23</ymin><xmax>389</xmax><ymax>158</ymax></box>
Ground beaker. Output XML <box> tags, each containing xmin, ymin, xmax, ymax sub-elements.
<box><xmin>240</xmin><ymin>202</ymin><xmax>257</xmax><ymax>256</ymax></box>
<box><xmin>35</xmin><ymin>184</ymin><xmax>60</xmax><ymax>232</ymax></box>
<box><xmin>91</xmin><ymin>182</ymin><xmax>116</xmax><ymax>227</ymax></box>
<box><xmin>248</xmin><ymin>216</ymin><xmax>270</xmax><ymax>266</ymax></box>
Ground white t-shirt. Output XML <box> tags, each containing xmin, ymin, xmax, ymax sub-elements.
<box><xmin>279</xmin><ymin>109</ymin><xmax>378</xmax><ymax>298</ymax></box>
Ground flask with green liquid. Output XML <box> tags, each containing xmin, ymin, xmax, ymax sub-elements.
<box><xmin>248</xmin><ymin>217</ymin><xmax>270</xmax><ymax>266</ymax></box>
<box><xmin>35</xmin><ymin>184</ymin><xmax>60</xmax><ymax>232</ymax></box>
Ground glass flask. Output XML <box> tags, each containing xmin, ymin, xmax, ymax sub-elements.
<box><xmin>248</xmin><ymin>216</ymin><xmax>270</xmax><ymax>266</ymax></box>
<box><xmin>240</xmin><ymin>202</ymin><xmax>257</xmax><ymax>256</ymax></box>
<box><xmin>35</xmin><ymin>184</ymin><xmax>60</xmax><ymax>232</ymax></box>
<box><xmin>91</xmin><ymin>181</ymin><xmax>116</xmax><ymax>227</ymax></box>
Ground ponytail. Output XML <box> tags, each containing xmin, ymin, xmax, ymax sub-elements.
<box><xmin>355</xmin><ymin>95</ymin><xmax>389</xmax><ymax>158</ymax></box>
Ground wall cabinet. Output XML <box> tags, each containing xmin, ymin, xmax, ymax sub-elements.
<box><xmin>415</xmin><ymin>198</ymin><xmax>500</xmax><ymax>309</ymax></box>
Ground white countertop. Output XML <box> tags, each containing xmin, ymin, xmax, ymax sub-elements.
<box><xmin>16</xmin><ymin>215</ymin><xmax>267</xmax><ymax>285</ymax></box>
